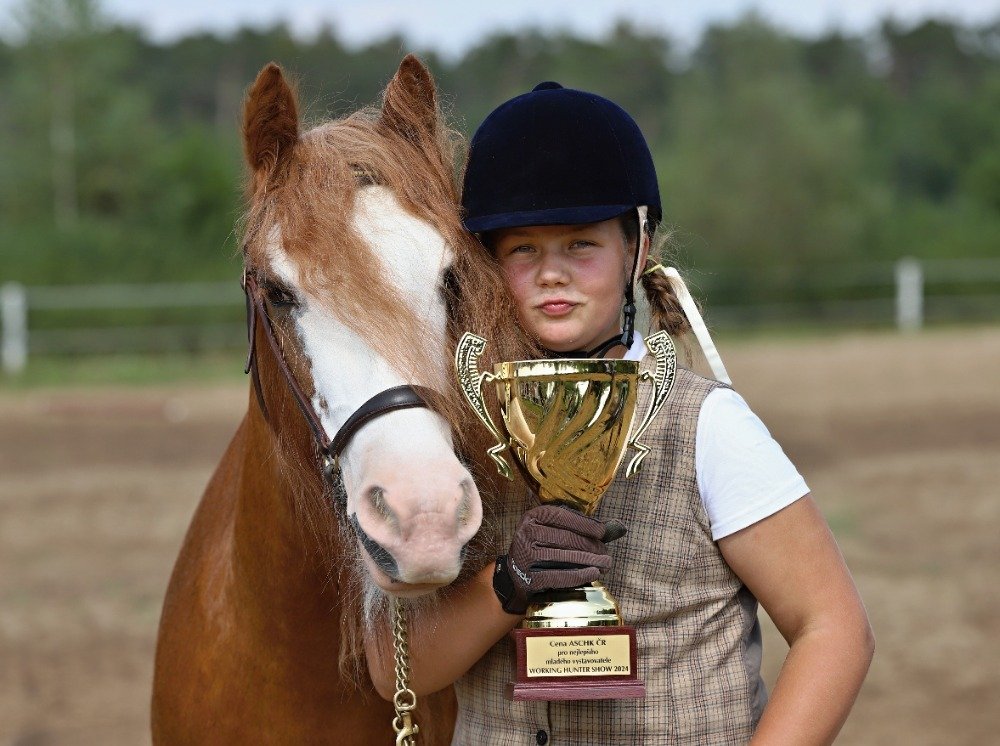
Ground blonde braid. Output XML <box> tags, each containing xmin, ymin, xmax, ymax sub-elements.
<box><xmin>639</xmin><ymin>257</ymin><xmax>691</xmax><ymax>336</ymax></box>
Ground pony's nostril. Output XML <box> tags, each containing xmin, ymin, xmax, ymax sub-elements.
<box><xmin>350</xmin><ymin>513</ymin><xmax>400</xmax><ymax>581</ymax></box>
<box><xmin>367</xmin><ymin>485</ymin><xmax>397</xmax><ymax>529</ymax></box>
<box><xmin>457</xmin><ymin>479</ymin><xmax>474</xmax><ymax>527</ymax></box>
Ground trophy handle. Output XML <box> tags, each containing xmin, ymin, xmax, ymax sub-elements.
<box><xmin>455</xmin><ymin>332</ymin><xmax>513</xmax><ymax>480</ymax></box>
<box><xmin>625</xmin><ymin>330</ymin><xmax>677</xmax><ymax>478</ymax></box>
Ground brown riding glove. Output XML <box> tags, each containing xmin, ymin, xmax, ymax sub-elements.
<box><xmin>493</xmin><ymin>504</ymin><xmax>627</xmax><ymax>615</ymax></box>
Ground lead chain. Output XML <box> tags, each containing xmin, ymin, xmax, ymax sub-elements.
<box><xmin>391</xmin><ymin>598</ymin><xmax>419</xmax><ymax>745</ymax></box>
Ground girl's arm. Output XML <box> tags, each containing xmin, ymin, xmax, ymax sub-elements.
<box><xmin>718</xmin><ymin>495</ymin><xmax>875</xmax><ymax>745</ymax></box>
<box><xmin>365</xmin><ymin>504</ymin><xmax>613</xmax><ymax>699</ymax></box>
<box><xmin>364</xmin><ymin>562</ymin><xmax>521</xmax><ymax>699</ymax></box>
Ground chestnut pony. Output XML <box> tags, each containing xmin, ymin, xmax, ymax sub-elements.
<box><xmin>152</xmin><ymin>57</ymin><xmax>529</xmax><ymax>744</ymax></box>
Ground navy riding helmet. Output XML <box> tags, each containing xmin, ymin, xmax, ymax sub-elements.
<box><xmin>461</xmin><ymin>81</ymin><xmax>660</xmax><ymax>232</ymax></box>
<box><xmin>461</xmin><ymin>81</ymin><xmax>661</xmax><ymax>356</ymax></box>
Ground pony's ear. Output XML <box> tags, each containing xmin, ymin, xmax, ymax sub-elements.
<box><xmin>380</xmin><ymin>54</ymin><xmax>440</xmax><ymax>144</ymax></box>
<box><xmin>243</xmin><ymin>62</ymin><xmax>299</xmax><ymax>187</ymax></box>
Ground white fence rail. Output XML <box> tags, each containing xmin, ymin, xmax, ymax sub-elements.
<box><xmin>675</xmin><ymin>257</ymin><xmax>1000</xmax><ymax>331</ymax></box>
<box><xmin>1</xmin><ymin>280</ymin><xmax>245</xmax><ymax>374</ymax></box>
<box><xmin>1</xmin><ymin>283</ymin><xmax>27</xmax><ymax>373</ymax></box>
<box><xmin>3</xmin><ymin>258</ymin><xmax>1000</xmax><ymax>374</ymax></box>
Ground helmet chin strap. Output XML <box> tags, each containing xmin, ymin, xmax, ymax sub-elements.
<box><xmin>620</xmin><ymin>205</ymin><xmax>647</xmax><ymax>351</ymax></box>
<box><xmin>546</xmin><ymin>333</ymin><xmax>624</xmax><ymax>360</ymax></box>
<box><xmin>545</xmin><ymin>205</ymin><xmax>648</xmax><ymax>360</ymax></box>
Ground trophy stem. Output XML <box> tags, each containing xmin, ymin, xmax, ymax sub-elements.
<box><xmin>522</xmin><ymin>581</ymin><xmax>623</xmax><ymax>629</ymax></box>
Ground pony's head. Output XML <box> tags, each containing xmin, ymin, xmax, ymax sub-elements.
<box><xmin>239</xmin><ymin>57</ymin><xmax>527</xmax><ymax>599</ymax></box>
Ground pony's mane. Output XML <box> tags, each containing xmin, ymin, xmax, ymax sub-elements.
<box><xmin>241</xmin><ymin>87</ymin><xmax>537</xmax><ymax>683</ymax></box>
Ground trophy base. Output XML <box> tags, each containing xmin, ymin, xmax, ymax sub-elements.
<box><xmin>507</xmin><ymin>626</ymin><xmax>646</xmax><ymax>702</ymax></box>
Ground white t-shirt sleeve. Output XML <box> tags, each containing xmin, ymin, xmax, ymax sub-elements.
<box><xmin>696</xmin><ymin>388</ymin><xmax>809</xmax><ymax>541</ymax></box>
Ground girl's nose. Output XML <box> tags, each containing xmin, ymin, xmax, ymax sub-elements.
<box><xmin>536</xmin><ymin>250</ymin><xmax>569</xmax><ymax>286</ymax></box>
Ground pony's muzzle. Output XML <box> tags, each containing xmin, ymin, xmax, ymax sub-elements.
<box><xmin>351</xmin><ymin>475</ymin><xmax>482</xmax><ymax>592</ymax></box>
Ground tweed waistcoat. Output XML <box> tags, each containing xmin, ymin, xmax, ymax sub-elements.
<box><xmin>453</xmin><ymin>367</ymin><xmax>767</xmax><ymax>745</ymax></box>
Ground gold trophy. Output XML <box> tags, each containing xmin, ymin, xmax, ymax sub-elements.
<box><xmin>455</xmin><ymin>331</ymin><xmax>676</xmax><ymax>701</ymax></box>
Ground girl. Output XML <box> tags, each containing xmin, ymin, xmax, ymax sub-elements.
<box><xmin>367</xmin><ymin>81</ymin><xmax>873</xmax><ymax>745</ymax></box>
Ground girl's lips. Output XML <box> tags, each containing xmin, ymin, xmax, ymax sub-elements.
<box><xmin>538</xmin><ymin>300</ymin><xmax>576</xmax><ymax>316</ymax></box>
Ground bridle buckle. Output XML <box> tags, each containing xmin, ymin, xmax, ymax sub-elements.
<box><xmin>322</xmin><ymin>453</ymin><xmax>339</xmax><ymax>482</ymax></box>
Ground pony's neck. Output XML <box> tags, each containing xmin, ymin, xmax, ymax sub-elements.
<box><xmin>231</xmin><ymin>398</ymin><xmax>342</xmax><ymax>648</ymax></box>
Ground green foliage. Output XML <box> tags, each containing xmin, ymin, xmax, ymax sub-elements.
<box><xmin>0</xmin><ymin>0</ymin><xmax>998</xmax><ymax>306</ymax></box>
<box><xmin>0</xmin><ymin>0</ymin><xmax>244</xmax><ymax>286</ymax></box>
<box><xmin>662</xmin><ymin>16</ymin><xmax>886</xmax><ymax>287</ymax></box>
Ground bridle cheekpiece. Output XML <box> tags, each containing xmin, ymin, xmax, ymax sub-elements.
<box><xmin>241</xmin><ymin>270</ymin><xmax>433</xmax><ymax>486</ymax></box>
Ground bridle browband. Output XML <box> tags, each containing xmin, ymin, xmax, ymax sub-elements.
<box><xmin>242</xmin><ymin>271</ymin><xmax>433</xmax><ymax>484</ymax></box>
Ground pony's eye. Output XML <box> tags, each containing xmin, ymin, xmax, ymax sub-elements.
<box><xmin>263</xmin><ymin>281</ymin><xmax>297</xmax><ymax>308</ymax></box>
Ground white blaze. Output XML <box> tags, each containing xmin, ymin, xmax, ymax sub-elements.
<box><xmin>264</xmin><ymin>186</ymin><xmax>477</xmax><ymax>590</ymax></box>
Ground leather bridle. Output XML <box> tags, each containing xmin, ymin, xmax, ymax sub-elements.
<box><xmin>242</xmin><ymin>271</ymin><xmax>433</xmax><ymax>484</ymax></box>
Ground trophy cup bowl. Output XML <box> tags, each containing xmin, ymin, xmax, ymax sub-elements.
<box><xmin>494</xmin><ymin>357</ymin><xmax>640</xmax><ymax>510</ymax></box>
<box><xmin>455</xmin><ymin>331</ymin><xmax>676</xmax><ymax>701</ymax></box>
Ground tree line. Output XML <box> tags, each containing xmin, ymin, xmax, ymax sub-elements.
<box><xmin>2</xmin><ymin>0</ymin><xmax>999</xmax><ymax>309</ymax></box>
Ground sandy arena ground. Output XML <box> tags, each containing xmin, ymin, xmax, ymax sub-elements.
<box><xmin>1</xmin><ymin>327</ymin><xmax>998</xmax><ymax>744</ymax></box>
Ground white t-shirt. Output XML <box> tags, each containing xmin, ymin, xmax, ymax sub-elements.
<box><xmin>624</xmin><ymin>334</ymin><xmax>808</xmax><ymax>540</ymax></box>
<box><xmin>696</xmin><ymin>388</ymin><xmax>809</xmax><ymax>540</ymax></box>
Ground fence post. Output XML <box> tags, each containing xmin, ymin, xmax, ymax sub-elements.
<box><xmin>1</xmin><ymin>282</ymin><xmax>28</xmax><ymax>374</ymax></box>
<box><xmin>895</xmin><ymin>258</ymin><xmax>923</xmax><ymax>332</ymax></box>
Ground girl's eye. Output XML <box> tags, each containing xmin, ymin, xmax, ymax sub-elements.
<box><xmin>570</xmin><ymin>240</ymin><xmax>595</xmax><ymax>249</ymax></box>
<box><xmin>506</xmin><ymin>244</ymin><xmax>534</xmax><ymax>255</ymax></box>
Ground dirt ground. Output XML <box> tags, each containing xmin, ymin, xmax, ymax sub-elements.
<box><xmin>1</xmin><ymin>327</ymin><xmax>998</xmax><ymax>745</ymax></box>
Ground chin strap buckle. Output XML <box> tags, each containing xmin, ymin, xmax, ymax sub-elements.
<box><xmin>621</xmin><ymin>303</ymin><xmax>637</xmax><ymax>349</ymax></box>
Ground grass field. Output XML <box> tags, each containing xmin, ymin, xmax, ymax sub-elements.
<box><xmin>1</xmin><ymin>327</ymin><xmax>998</xmax><ymax>744</ymax></box>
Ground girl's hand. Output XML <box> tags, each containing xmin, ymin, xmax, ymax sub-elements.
<box><xmin>493</xmin><ymin>504</ymin><xmax>625</xmax><ymax>614</ymax></box>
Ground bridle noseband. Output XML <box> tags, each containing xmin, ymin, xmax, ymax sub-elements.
<box><xmin>242</xmin><ymin>271</ymin><xmax>433</xmax><ymax>484</ymax></box>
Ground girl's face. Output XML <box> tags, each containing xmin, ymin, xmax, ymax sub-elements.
<box><xmin>493</xmin><ymin>217</ymin><xmax>641</xmax><ymax>354</ymax></box>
